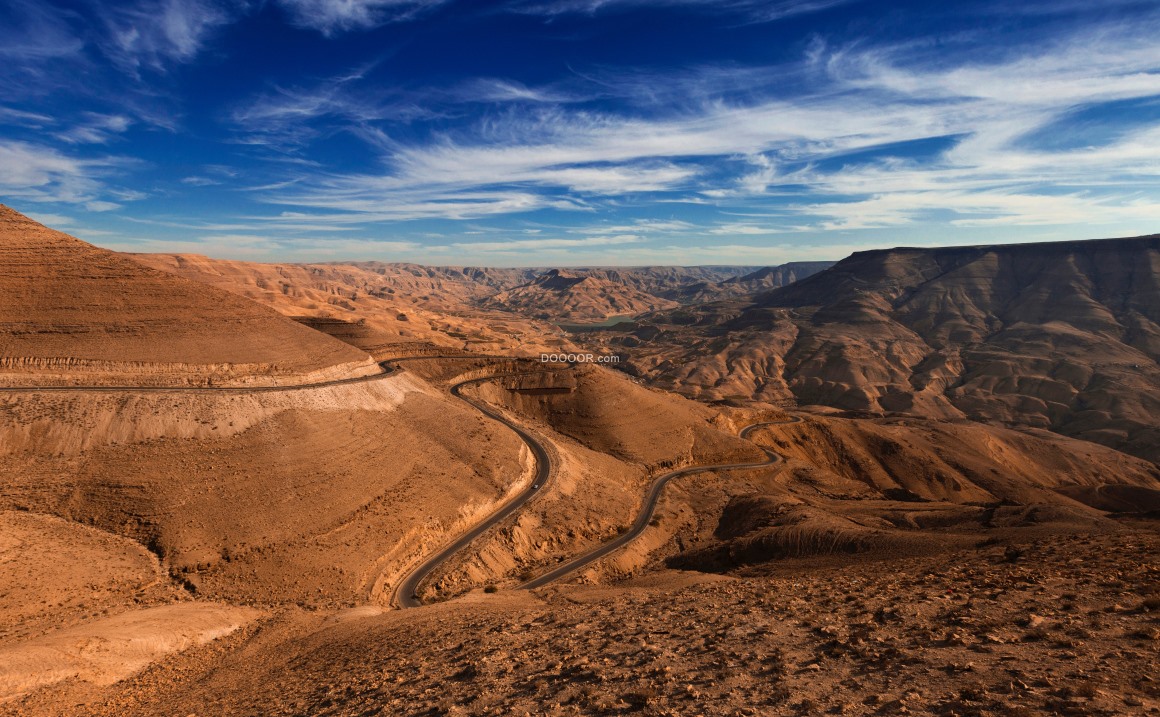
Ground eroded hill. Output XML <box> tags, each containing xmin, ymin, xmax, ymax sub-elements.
<box><xmin>671</xmin><ymin>261</ymin><xmax>835</xmax><ymax>304</ymax></box>
<box><xmin>583</xmin><ymin>235</ymin><xmax>1160</xmax><ymax>462</ymax></box>
<box><xmin>0</xmin><ymin>207</ymin><xmax>375</xmax><ymax>386</ymax></box>
<box><xmin>482</xmin><ymin>269</ymin><xmax>680</xmax><ymax>322</ymax></box>
<box><xmin>128</xmin><ymin>254</ymin><xmax>564</xmax><ymax>357</ymax></box>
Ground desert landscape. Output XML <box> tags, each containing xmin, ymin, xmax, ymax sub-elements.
<box><xmin>3</xmin><ymin>0</ymin><xmax>1159</xmax><ymax>713</ymax></box>
<box><xmin>1</xmin><ymin>204</ymin><xmax>1158</xmax><ymax>716</ymax></box>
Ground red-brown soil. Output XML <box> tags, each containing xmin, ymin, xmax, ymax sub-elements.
<box><xmin>0</xmin><ymin>207</ymin><xmax>374</xmax><ymax>386</ymax></box>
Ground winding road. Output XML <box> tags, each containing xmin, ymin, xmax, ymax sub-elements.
<box><xmin>518</xmin><ymin>418</ymin><xmax>801</xmax><ymax>591</ymax></box>
<box><xmin>392</xmin><ymin>369</ymin><xmax>556</xmax><ymax>609</ymax></box>
<box><xmin>392</xmin><ymin>364</ymin><xmax>802</xmax><ymax>606</ymax></box>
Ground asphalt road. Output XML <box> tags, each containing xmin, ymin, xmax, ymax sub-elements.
<box><xmin>393</xmin><ymin>369</ymin><xmax>556</xmax><ymax>609</ymax></box>
<box><xmin>0</xmin><ymin>367</ymin><xmax>400</xmax><ymax>393</ymax></box>
<box><xmin>518</xmin><ymin>417</ymin><xmax>802</xmax><ymax>591</ymax></box>
<box><xmin>0</xmin><ymin>352</ymin><xmax>512</xmax><ymax>394</ymax></box>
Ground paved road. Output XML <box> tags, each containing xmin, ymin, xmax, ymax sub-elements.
<box><xmin>0</xmin><ymin>352</ymin><xmax>522</xmax><ymax>394</ymax></box>
<box><xmin>0</xmin><ymin>353</ymin><xmax>559</xmax><ymax>398</ymax></box>
<box><xmin>519</xmin><ymin>417</ymin><xmax>802</xmax><ymax>591</ymax></box>
<box><xmin>393</xmin><ymin>368</ymin><xmax>558</xmax><ymax>609</ymax></box>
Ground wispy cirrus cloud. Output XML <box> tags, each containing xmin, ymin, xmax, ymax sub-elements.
<box><xmin>506</xmin><ymin>0</ymin><xmax>858</xmax><ymax>23</ymax></box>
<box><xmin>260</xmin><ymin>188</ymin><xmax>587</xmax><ymax>222</ymax></box>
<box><xmin>0</xmin><ymin>106</ymin><xmax>55</xmax><ymax>127</ymax></box>
<box><xmin>0</xmin><ymin>140</ymin><xmax>136</xmax><ymax>209</ymax></box>
<box><xmin>98</xmin><ymin>0</ymin><xmax>242</xmax><ymax>73</ymax></box>
<box><xmin>0</xmin><ymin>0</ymin><xmax>84</xmax><ymax>63</ymax></box>
<box><xmin>273</xmin><ymin>0</ymin><xmax>449</xmax><ymax>36</ymax></box>
<box><xmin>452</xmin><ymin>233</ymin><xmax>644</xmax><ymax>252</ymax></box>
<box><xmin>574</xmin><ymin>219</ymin><xmax>695</xmax><ymax>234</ymax></box>
<box><xmin>54</xmin><ymin>113</ymin><xmax>133</xmax><ymax>144</ymax></box>
<box><xmin>103</xmin><ymin>232</ymin><xmax>422</xmax><ymax>260</ymax></box>
<box><xmin>229</xmin><ymin>66</ymin><xmax>442</xmax><ymax>148</ymax></box>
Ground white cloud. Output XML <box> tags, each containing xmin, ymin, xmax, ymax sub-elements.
<box><xmin>0</xmin><ymin>106</ymin><xmax>55</xmax><ymax>127</ymax></box>
<box><xmin>262</xmin><ymin>188</ymin><xmax>587</xmax><ymax>222</ymax></box>
<box><xmin>229</xmin><ymin>68</ymin><xmax>436</xmax><ymax>148</ymax></box>
<box><xmin>85</xmin><ymin>200</ymin><xmax>123</xmax><ymax>212</ymax></box>
<box><xmin>454</xmin><ymin>78</ymin><xmax>580</xmax><ymax>104</ymax></box>
<box><xmin>22</xmin><ymin>212</ymin><xmax>76</xmax><ymax>227</ymax></box>
<box><xmin>575</xmin><ymin>219</ymin><xmax>694</xmax><ymax>234</ymax></box>
<box><xmin>274</xmin><ymin>0</ymin><xmax>448</xmax><ymax>36</ymax></box>
<box><xmin>102</xmin><ymin>0</ymin><xmax>237</xmax><ymax>72</ymax></box>
<box><xmin>55</xmin><ymin>113</ymin><xmax>133</xmax><ymax>144</ymax></box>
<box><xmin>0</xmin><ymin>0</ymin><xmax>84</xmax><ymax>62</ymax></box>
<box><xmin>181</xmin><ymin>176</ymin><xmax>221</xmax><ymax>187</ymax></box>
<box><xmin>507</xmin><ymin>0</ymin><xmax>857</xmax><ymax>23</ymax></box>
<box><xmin>103</xmin><ymin>232</ymin><xmax>422</xmax><ymax>260</ymax></box>
<box><xmin>0</xmin><ymin>140</ymin><xmax>130</xmax><ymax>206</ymax></box>
<box><xmin>709</xmin><ymin>223</ymin><xmax>779</xmax><ymax>235</ymax></box>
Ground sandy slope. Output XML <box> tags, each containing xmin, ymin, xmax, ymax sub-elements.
<box><xmin>0</xmin><ymin>370</ymin><xmax>534</xmax><ymax>607</ymax></box>
<box><xmin>0</xmin><ymin>207</ymin><xmax>374</xmax><ymax>386</ymax></box>
<box><xmin>0</xmin><ymin>603</ymin><xmax>261</xmax><ymax>704</ymax></box>
<box><xmin>0</xmin><ymin>511</ymin><xmax>260</xmax><ymax>706</ymax></box>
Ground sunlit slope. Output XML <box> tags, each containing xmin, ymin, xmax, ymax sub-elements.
<box><xmin>0</xmin><ymin>206</ymin><xmax>375</xmax><ymax>385</ymax></box>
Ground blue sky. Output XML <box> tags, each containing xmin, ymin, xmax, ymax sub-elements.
<box><xmin>1</xmin><ymin>0</ymin><xmax>1159</xmax><ymax>265</ymax></box>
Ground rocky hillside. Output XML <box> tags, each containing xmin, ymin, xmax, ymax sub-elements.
<box><xmin>672</xmin><ymin>261</ymin><xmax>835</xmax><ymax>303</ymax></box>
<box><xmin>587</xmin><ymin>235</ymin><xmax>1160</xmax><ymax>462</ymax></box>
<box><xmin>482</xmin><ymin>269</ymin><xmax>680</xmax><ymax>322</ymax></box>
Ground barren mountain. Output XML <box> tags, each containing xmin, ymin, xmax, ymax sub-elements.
<box><xmin>672</xmin><ymin>261</ymin><xmax>835</xmax><ymax>303</ymax></box>
<box><xmin>482</xmin><ymin>268</ymin><xmax>680</xmax><ymax>322</ymax></box>
<box><xmin>556</xmin><ymin>266</ymin><xmax>754</xmax><ymax>297</ymax></box>
<box><xmin>0</xmin><ymin>207</ymin><xmax>375</xmax><ymax>386</ymax></box>
<box><xmin>584</xmin><ymin>235</ymin><xmax>1160</xmax><ymax>462</ymax></box>
<box><xmin>130</xmin><ymin>256</ymin><xmax>766</xmax><ymax>333</ymax></box>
